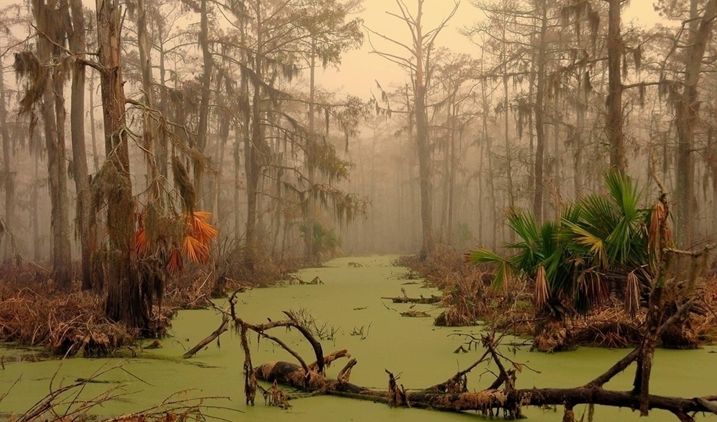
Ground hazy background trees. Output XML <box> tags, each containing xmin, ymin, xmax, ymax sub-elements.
<box><xmin>0</xmin><ymin>0</ymin><xmax>715</xmax><ymax>325</ymax></box>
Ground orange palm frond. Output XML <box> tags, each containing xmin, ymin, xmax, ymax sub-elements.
<box><xmin>189</xmin><ymin>215</ymin><xmax>218</xmax><ymax>243</ymax></box>
<box><xmin>133</xmin><ymin>228</ymin><xmax>149</xmax><ymax>256</ymax></box>
<box><xmin>192</xmin><ymin>211</ymin><xmax>212</xmax><ymax>221</ymax></box>
<box><xmin>182</xmin><ymin>235</ymin><xmax>210</xmax><ymax>264</ymax></box>
<box><xmin>167</xmin><ymin>247</ymin><xmax>183</xmax><ymax>274</ymax></box>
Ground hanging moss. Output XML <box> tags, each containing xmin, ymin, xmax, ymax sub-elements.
<box><xmin>172</xmin><ymin>155</ymin><xmax>196</xmax><ymax>213</ymax></box>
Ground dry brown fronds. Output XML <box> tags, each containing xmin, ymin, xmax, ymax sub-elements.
<box><xmin>534</xmin><ymin>266</ymin><xmax>549</xmax><ymax>309</ymax></box>
<box><xmin>625</xmin><ymin>271</ymin><xmax>640</xmax><ymax>317</ymax></box>
<box><xmin>0</xmin><ymin>284</ymin><xmax>137</xmax><ymax>356</ymax></box>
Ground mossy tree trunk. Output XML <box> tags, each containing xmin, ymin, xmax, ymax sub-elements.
<box><xmin>32</xmin><ymin>0</ymin><xmax>72</xmax><ymax>289</ymax></box>
<box><xmin>0</xmin><ymin>67</ymin><xmax>15</xmax><ymax>260</ymax></box>
<box><xmin>96</xmin><ymin>0</ymin><xmax>149</xmax><ymax>330</ymax></box>
<box><xmin>66</xmin><ymin>0</ymin><xmax>95</xmax><ymax>290</ymax></box>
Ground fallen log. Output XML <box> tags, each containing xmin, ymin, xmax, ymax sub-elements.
<box><xmin>400</xmin><ymin>310</ymin><xmax>431</xmax><ymax>318</ymax></box>
<box><xmin>246</xmin><ymin>323</ymin><xmax>717</xmax><ymax>420</ymax></box>
<box><xmin>253</xmin><ymin>345</ymin><xmax>717</xmax><ymax>420</ymax></box>
<box><xmin>381</xmin><ymin>295</ymin><xmax>442</xmax><ymax>304</ymax></box>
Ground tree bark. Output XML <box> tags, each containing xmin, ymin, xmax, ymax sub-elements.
<box><xmin>532</xmin><ymin>0</ymin><xmax>548</xmax><ymax>223</ymax></box>
<box><xmin>137</xmin><ymin>0</ymin><xmax>158</xmax><ymax>198</ymax></box>
<box><xmin>480</xmin><ymin>49</ymin><xmax>497</xmax><ymax>249</ymax></box>
<box><xmin>96</xmin><ymin>0</ymin><xmax>148</xmax><ymax>330</ymax></box>
<box><xmin>32</xmin><ymin>0</ymin><xmax>72</xmax><ymax>289</ymax></box>
<box><xmin>414</xmin><ymin>2</ymin><xmax>434</xmax><ymax>259</ymax></box>
<box><xmin>156</xmin><ymin>25</ymin><xmax>169</xmax><ymax>179</ymax></box>
<box><xmin>675</xmin><ymin>0</ymin><xmax>717</xmax><ymax>247</ymax></box>
<box><xmin>244</xmin><ymin>0</ymin><xmax>268</xmax><ymax>270</ymax></box>
<box><xmin>0</xmin><ymin>67</ymin><xmax>15</xmax><ymax>259</ymax></box>
<box><xmin>196</xmin><ymin>0</ymin><xmax>213</xmax><ymax>209</ymax></box>
<box><xmin>574</xmin><ymin>71</ymin><xmax>586</xmax><ymax>196</ymax></box>
<box><xmin>233</xmin><ymin>125</ymin><xmax>242</xmax><ymax>239</ymax></box>
<box><xmin>304</xmin><ymin>39</ymin><xmax>317</xmax><ymax>263</ymax></box>
<box><xmin>89</xmin><ymin>71</ymin><xmax>100</xmax><ymax>173</ymax></box>
<box><xmin>67</xmin><ymin>0</ymin><xmax>95</xmax><ymax>290</ymax></box>
<box><xmin>607</xmin><ymin>0</ymin><xmax>626</xmax><ymax>171</ymax></box>
<box><xmin>446</xmin><ymin>112</ymin><xmax>458</xmax><ymax>245</ymax></box>
<box><xmin>32</xmin><ymin>152</ymin><xmax>41</xmax><ymax>262</ymax></box>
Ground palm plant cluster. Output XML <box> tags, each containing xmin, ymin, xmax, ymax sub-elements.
<box><xmin>469</xmin><ymin>171</ymin><xmax>657</xmax><ymax>319</ymax></box>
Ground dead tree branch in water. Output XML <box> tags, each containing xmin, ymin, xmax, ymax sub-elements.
<box><xmin>16</xmin><ymin>363</ymin><xmax>234</xmax><ymax>421</ymax></box>
<box><xmin>215</xmin><ymin>235</ymin><xmax>717</xmax><ymax>420</ymax></box>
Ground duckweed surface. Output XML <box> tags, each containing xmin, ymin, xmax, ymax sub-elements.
<box><xmin>1</xmin><ymin>256</ymin><xmax>716</xmax><ymax>421</ymax></box>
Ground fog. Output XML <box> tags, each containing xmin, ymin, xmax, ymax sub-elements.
<box><xmin>0</xmin><ymin>0</ymin><xmax>714</xmax><ymax>269</ymax></box>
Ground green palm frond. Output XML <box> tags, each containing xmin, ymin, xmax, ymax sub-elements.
<box><xmin>605</xmin><ymin>170</ymin><xmax>640</xmax><ymax>219</ymax></box>
<box><xmin>468</xmin><ymin>248</ymin><xmax>507</xmax><ymax>265</ymax></box>
<box><xmin>468</xmin><ymin>171</ymin><xmax>652</xmax><ymax>317</ymax></box>
<box><xmin>507</xmin><ymin>209</ymin><xmax>540</xmax><ymax>246</ymax></box>
<box><xmin>468</xmin><ymin>248</ymin><xmax>514</xmax><ymax>291</ymax></box>
<box><xmin>577</xmin><ymin>194</ymin><xmax>619</xmax><ymax>238</ymax></box>
<box><xmin>505</xmin><ymin>209</ymin><xmax>544</xmax><ymax>271</ymax></box>
<box><xmin>563</xmin><ymin>220</ymin><xmax>608</xmax><ymax>267</ymax></box>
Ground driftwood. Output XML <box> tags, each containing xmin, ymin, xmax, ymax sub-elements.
<box><xmin>382</xmin><ymin>295</ymin><xmax>441</xmax><ymax>304</ymax></box>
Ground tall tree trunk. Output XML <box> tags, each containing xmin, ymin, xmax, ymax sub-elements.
<box><xmin>157</xmin><ymin>31</ymin><xmax>169</xmax><ymax>178</ymax></box>
<box><xmin>233</xmin><ymin>126</ymin><xmax>242</xmax><ymax>239</ymax></box>
<box><xmin>89</xmin><ymin>71</ymin><xmax>100</xmax><ymax>172</ymax></box>
<box><xmin>439</xmin><ymin>102</ymin><xmax>451</xmax><ymax>241</ymax></box>
<box><xmin>675</xmin><ymin>0</ymin><xmax>717</xmax><ymax>247</ymax></box>
<box><xmin>196</xmin><ymin>0</ymin><xmax>213</xmax><ymax>209</ymax></box>
<box><xmin>137</xmin><ymin>0</ymin><xmax>159</xmax><ymax>199</ymax></box>
<box><xmin>244</xmin><ymin>0</ymin><xmax>265</xmax><ymax>270</ymax></box>
<box><xmin>527</xmin><ymin>42</ymin><xmax>536</xmax><ymax>201</ymax></box>
<box><xmin>212</xmin><ymin>71</ymin><xmax>228</xmax><ymax>226</ymax></box>
<box><xmin>97</xmin><ymin>0</ymin><xmax>148</xmax><ymax>330</ymax></box>
<box><xmin>551</xmin><ymin>94</ymin><xmax>561</xmax><ymax>219</ymax></box>
<box><xmin>67</xmin><ymin>0</ymin><xmax>95</xmax><ymax>290</ymax></box>
<box><xmin>32</xmin><ymin>153</ymin><xmax>41</xmax><ymax>261</ymax></box>
<box><xmin>446</xmin><ymin>102</ymin><xmax>457</xmax><ymax>245</ymax></box>
<box><xmin>501</xmin><ymin>36</ymin><xmax>515</xmax><ymax>216</ymax></box>
<box><xmin>709</xmin><ymin>126</ymin><xmax>717</xmax><ymax>239</ymax></box>
<box><xmin>607</xmin><ymin>0</ymin><xmax>625</xmax><ymax>171</ymax></box>
<box><xmin>480</xmin><ymin>48</ymin><xmax>497</xmax><ymax>250</ymax></box>
<box><xmin>532</xmin><ymin>0</ymin><xmax>547</xmax><ymax>223</ymax></box>
<box><xmin>414</xmin><ymin>3</ymin><xmax>434</xmax><ymax>259</ymax></box>
<box><xmin>33</xmin><ymin>0</ymin><xmax>72</xmax><ymax>288</ymax></box>
<box><xmin>304</xmin><ymin>39</ymin><xmax>317</xmax><ymax>263</ymax></box>
<box><xmin>0</xmin><ymin>67</ymin><xmax>15</xmax><ymax>259</ymax></box>
<box><xmin>574</xmin><ymin>71</ymin><xmax>586</xmax><ymax>196</ymax></box>
<box><xmin>52</xmin><ymin>49</ymin><xmax>72</xmax><ymax>288</ymax></box>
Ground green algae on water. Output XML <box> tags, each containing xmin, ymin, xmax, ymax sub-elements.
<box><xmin>1</xmin><ymin>256</ymin><xmax>716</xmax><ymax>421</ymax></box>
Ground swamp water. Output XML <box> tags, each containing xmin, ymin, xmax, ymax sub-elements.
<box><xmin>1</xmin><ymin>255</ymin><xmax>716</xmax><ymax>421</ymax></box>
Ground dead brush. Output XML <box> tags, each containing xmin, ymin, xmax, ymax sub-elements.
<box><xmin>0</xmin><ymin>284</ymin><xmax>140</xmax><ymax>356</ymax></box>
<box><xmin>434</xmin><ymin>269</ymin><xmax>489</xmax><ymax>327</ymax></box>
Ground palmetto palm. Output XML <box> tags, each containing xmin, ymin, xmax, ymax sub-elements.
<box><xmin>469</xmin><ymin>171</ymin><xmax>650</xmax><ymax>317</ymax></box>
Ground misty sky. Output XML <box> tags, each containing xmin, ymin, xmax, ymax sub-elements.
<box><xmin>318</xmin><ymin>0</ymin><xmax>664</xmax><ymax>97</ymax></box>
<box><xmin>0</xmin><ymin>0</ymin><xmax>664</xmax><ymax>98</ymax></box>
